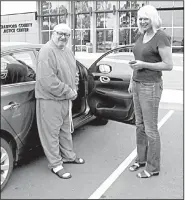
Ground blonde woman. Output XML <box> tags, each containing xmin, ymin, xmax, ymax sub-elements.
<box><xmin>128</xmin><ymin>5</ymin><xmax>173</xmax><ymax>178</ymax></box>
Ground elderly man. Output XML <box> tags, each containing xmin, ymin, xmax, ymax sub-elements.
<box><xmin>35</xmin><ymin>23</ymin><xmax>85</xmax><ymax>179</ymax></box>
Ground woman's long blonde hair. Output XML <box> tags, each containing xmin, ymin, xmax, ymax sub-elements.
<box><xmin>137</xmin><ymin>5</ymin><xmax>162</xmax><ymax>34</ymax></box>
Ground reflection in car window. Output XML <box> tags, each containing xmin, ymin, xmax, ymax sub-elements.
<box><xmin>11</xmin><ymin>52</ymin><xmax>34</xmax><ymax>69</ymax></box>
<box><xmin>1</xmin><ymin>51</ymin><xmax>36</xmax><ymax>85</ymax></box>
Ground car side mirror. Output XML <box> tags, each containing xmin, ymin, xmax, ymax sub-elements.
<box><xmin>98</xmin><ymin>64</ymin><xmax>112</xmax><ymax>74</ymax></box>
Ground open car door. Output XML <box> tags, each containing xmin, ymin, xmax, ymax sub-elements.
<box><xmin>87</xmin><ymin>45</ymin><xmax>135</xmax><ymax>124</ymax></box>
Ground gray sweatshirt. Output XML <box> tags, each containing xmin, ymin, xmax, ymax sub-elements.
<box><xmin>35</xmin><ymin>40</ymin><xmax>79</xmax><ymax>100</ymax></box>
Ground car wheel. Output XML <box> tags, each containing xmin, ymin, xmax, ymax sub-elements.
<box><xmin>91</xmin><ymin>117</ymin><xmax>109</xmax><ymax>125</ymax></box>
<box><xmin>1</xmin><ymin>138</ymin><xmax>14</xmax><ymax>191</ymax></box>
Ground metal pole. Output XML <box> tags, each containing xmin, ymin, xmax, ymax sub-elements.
<box><xmin>71</xmin><ymin>0</ymin><xmax>76</xmax><ymax>55</ymax></box>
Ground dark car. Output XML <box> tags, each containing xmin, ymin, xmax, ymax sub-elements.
<box><xmin>1</xmin><ymin>42</ymin><xmax>135</xmax><ymax>190</ymax></box>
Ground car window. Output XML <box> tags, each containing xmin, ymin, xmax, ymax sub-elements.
<box><xmin>1</xmin><ymin>51</ymin><xmax>36</xmax><ymax>85</ymax></box>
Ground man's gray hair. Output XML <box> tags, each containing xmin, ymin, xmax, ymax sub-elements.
<box><xmin>53</xmin><ymin>23</ymin><xmax>71</xmax><ymax>34</ymax></box>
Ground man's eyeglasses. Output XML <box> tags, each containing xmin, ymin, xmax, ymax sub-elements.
<box><xmin>55</xmin><ymin>31</ymin><xmax>70</xmax><ymax>38</ymax></box>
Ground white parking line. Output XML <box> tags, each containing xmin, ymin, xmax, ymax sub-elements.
<box><xmin>88</xmin><ymin>110</ymin><xmax>174</xmax><ymax>199</ymax></box>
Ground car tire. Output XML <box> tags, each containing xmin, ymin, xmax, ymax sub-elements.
<box><xmin>91</xmin><ymin>117</ymin><xmax>109</xmax><ymax>125</ymax></box>
<box><xmin>1</xmin><ymin>138</ymin><xmax>14</xmax><ymax>191</ymax></box>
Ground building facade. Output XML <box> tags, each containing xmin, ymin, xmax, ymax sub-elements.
<box><xmin>1</xmin><ymin>1</ymin><xmax>184</xmax><ymax>53</ymax></box>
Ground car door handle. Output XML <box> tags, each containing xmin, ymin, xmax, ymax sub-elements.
<box><xmin>100</xmin><ymin>76</ymin><xmax>110</xmax><ymax>83</ymax></box>
<box><xmin>3</xmin><ymin>102</ymin><xmax>20</xmax><ymax>111</ymax></box>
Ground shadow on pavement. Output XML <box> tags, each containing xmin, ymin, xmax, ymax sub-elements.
<box><xmin>16</xmin><ymin>145</ymin><xmax>45</xmax><ymax>167</ymax></box>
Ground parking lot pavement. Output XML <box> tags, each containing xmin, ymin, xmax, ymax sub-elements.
<box><xmin>2</xmin><ymin>108</ymin><xmax>182</xmax><ymax>199</ymax></box>
<box><xmin>97</xmin><ymin>110</ymin><xmax>183</xmax><ymax>199</ymax></box>
<box><xmin>1</xmin><ymin>100</ymin><xmax>182</xmax><ymax>199</ymax></box>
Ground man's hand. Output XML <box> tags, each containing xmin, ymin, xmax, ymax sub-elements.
<box><xmin>71</xmin><ymin>90</ymin><xmax>77</xmax><ymax>100</ymax></box>
<box><xmin>66</xmin><ymin>89</ymin><xmax>77</xmax><ymax>100</ymax></box>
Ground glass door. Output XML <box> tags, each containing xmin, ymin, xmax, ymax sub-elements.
<box><xmin>96</xmin><ymin>29</ymin><xmax>113</xmax><ymax>52</ymax></box>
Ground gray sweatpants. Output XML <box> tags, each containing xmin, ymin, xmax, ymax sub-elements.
<box><xmin>36</xmin><ymin>99</ymin><xmax>76</xmax><ymax>169</ymax></box>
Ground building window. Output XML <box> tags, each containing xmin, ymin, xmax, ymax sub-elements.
<box><xmin>50</xmin><ymin>16</ymin><xmax>58</xmax><ymax>30</ymax></box>
<box><xmin>42</xmin><ymin>16</ymin><xmax>49</xmax><ymax>30</ymax></box>
<box><xmin>74</xmin><ymin>1</ymin><xmax>91</xmax><ymax>52</ymax></box>
<box><xmin>149</xmin><ymin>1</ymin><xmax>173</xmax><ymax>8</ymax></box>
<box><xmin>97</xmin><ymin>30</ymin><xmax>113</xmax><ymax>52</ymax></box>
<box><xmin>119</xmin><ymin>11</ymin><xmax>130</xmax><ymax>28</ymax></box>
<box><xmin>173</xmin><ymin>10</ymin><xmax>183</xmax><ymax>27</ymax></box>
<box><xmin>40</xmin><ymin>1</ymin><xmax>68</xmax><ymax>44</ymax></box>
<box><xmin>159</xmin><ymin>10</ymin><xmax>172</xmax><ymax>27</ymax></box>
<box><xmin>75</xmin><ymin>1</ymin><xmax>89</xmax><ymax>13</ymax></box>
<box><xmin>96</xmin><ymin>13</ymin><xmax>114</xmax><ymax>28</ymax></box>
<box><xmin>75</xmin><ymin>29</ymin><xmax>90</xmax><ymax>52</ymax></box>
<box><xmin>76</xmin><ymin>14</ymin><xmax>90</xmax><ymax>29</ymax></box>
<box><xmin>119</xmin><ymin>1</ymin><xmax>146</xmax><ymax>10</ymax></box>
<box><xmin>50</xmin><ymin>1</ymin><xmax>58</xmax><ymax>14</ymax></box>
<box><xmin>174</xmin><ymin>1</ymin><xmax>183</xmax><ymax>7</ymax></box>
<box><xmin>41</xmin><ymin>1</ymin><xmax>50</xmax><ymax>15</ymax></box>
<box><xmin>118</xmin><ymin>1</ymin><xmax>141</xmax><ymax>46</ymax></box>
<box><xmin>41</xmin><ymin>1</ymin><xmax>68</xmax><ymax>15</ymax></box>
<box><xmin>96</xmin><ymin>1</ymin><xmax>114</xmax><ymax>11</ymax></box>
<box><xmin>96</xmin><ymin>1</ymin><xmax>115</xmax><ymax>52</ymax></box>
<box><xmin>119</xmin><ymin>28</ymin><xmax>130</xmax><ymax>46</ymax></box>
<box><xmin>173</xmin><ymin>28</ymin><xmax>183</xmax><ymax>47</ymax></box>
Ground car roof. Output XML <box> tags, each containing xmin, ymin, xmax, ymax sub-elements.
<box><xmin>1</xmin><ymin>42</ymin><xmax>43</xmax><ymax>53</ymax></box>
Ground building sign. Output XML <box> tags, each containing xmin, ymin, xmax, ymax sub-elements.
<box><xmin>1</xmin><ymin>23</ymin><xmax>33</xmax><ymax>33</ymax></box>
<box><xmin>1</xmin><ymin>12</ymin><xmax>39</xmax><ymax>43</ymax></box>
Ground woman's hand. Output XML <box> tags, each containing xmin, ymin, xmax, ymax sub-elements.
<box><xmin>129</xmin><ymin>60</ymin><xmax>145</xmax><ymax>70</ymax></box>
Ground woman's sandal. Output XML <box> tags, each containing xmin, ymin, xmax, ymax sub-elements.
<box><xmin>137</xmin><ymin>170</ymin><xmax>159</xmax><ymax>178</ymax></box>
<box><xmin>64</xmin><ymin>157</ymin><xmax>85</xmax><ymax>164</ymax></box>
<box><xmin>51</xmin><ymin>168</ymin><xmax>72</xmax><ymax>179</ymax></box>
<box><xmin>129</xmin><ymin>162</ymin><xmax>145</xmax><ymax>172</ymax></box>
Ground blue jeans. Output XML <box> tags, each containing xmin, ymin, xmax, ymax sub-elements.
<box><xmin>132</xmin><ymin>80</ymin><xmax>163</xmax><ymax>173</ymax></box>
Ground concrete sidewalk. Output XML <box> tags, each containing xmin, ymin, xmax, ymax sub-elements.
<box><xmin>75</xmin><ymin>52</ymin><xmax>103</xmax><ymax>60</ymax></box>
<box><xmin>160</xmin><ymin>89</ymin><xmax>183</xmax><ymax>111</ymax></box>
